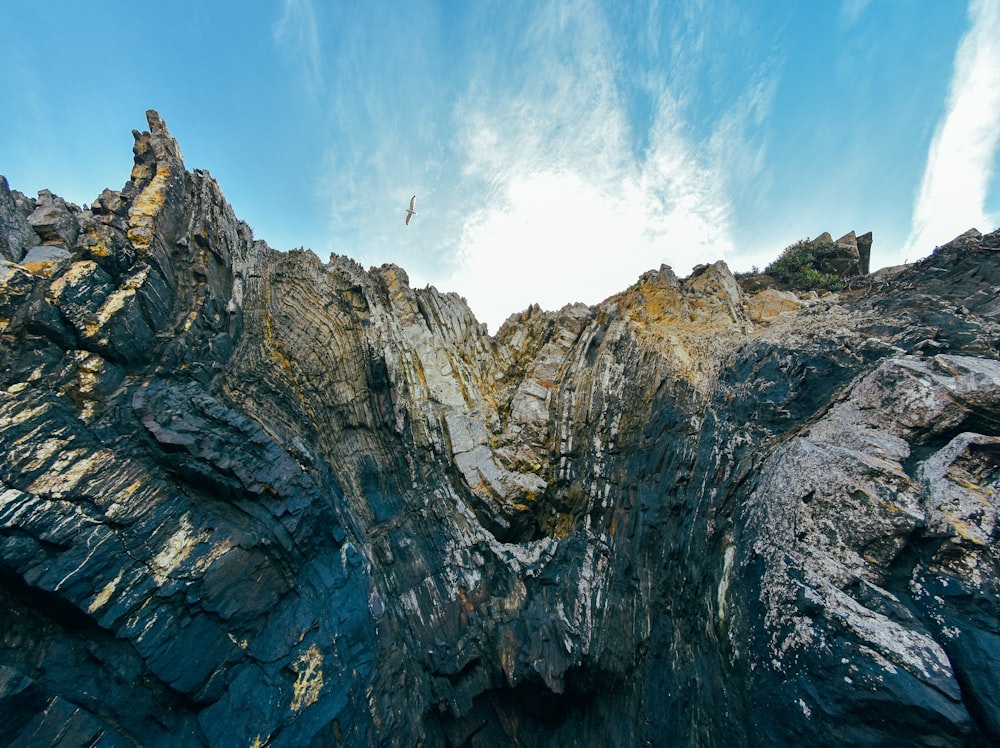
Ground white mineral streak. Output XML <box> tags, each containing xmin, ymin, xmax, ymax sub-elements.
<box><xmin>571</xmin><ymin>527</ymin><xmax>613</xmax><ymax>655</ymax></box>
<box><xmin>487</xmin><ymin>534</ymin><xmax>559</xmax><ymax>574</ymax></box>
<box><xmin>558</xmin><ymin>389</ymin><xmax>576</xmax><ymax>479</ymax></box>
<box><xmin>150</xmin><ymin>513</ymin><xmax>232</xmax><ymax>586</ymax></box>
<box><xmin>53</xmin><ymin>531</ymin><xmax>114</xmax><ymax>592</ymax></box>
<box><xmin>440</xmin><ymin>538</ymin><xmax>485</xmax><ymax>599</ymax></box>
<box><xmin>746</xmin><ymin>352</ymin><xmax>1000</xmax><ymax>691</ymax></box>
<box><xmin>400</xmin><ymin>588</ymin><xmax>425</xmax><ymax>625</ymax></box>
<box><xmin>717</xmin><ymin>544</ymin><xmax>736</xmax><ymax>624</ymax></box>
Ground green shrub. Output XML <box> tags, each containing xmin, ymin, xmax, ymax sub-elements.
<box><xmin>765</xmin><ymin>239</ymin><xmax>843</xmax><ymax>291</ymax></box>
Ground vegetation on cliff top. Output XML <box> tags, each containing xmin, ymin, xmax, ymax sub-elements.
<box><xmin>764</xmin><ymin>237</ymin><xmax>844</xmax><ymax>291</ymax></box>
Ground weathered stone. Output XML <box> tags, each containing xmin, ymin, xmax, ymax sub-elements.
<box><xmin>26</xmin><ymin>190</ymin><xmax>80</xmax><ymax>249</ymax></box>
<box><xmin>91</xmin><ymin>188</ymin><xmax>127</xmax><ymax>217</ymax></box>
<box><xmin>0</xmin><ymin>176</ymin><xmax>39</xmax><ymax>262</ymax></box>
<box><xmin>1</xmin><ymin>111</ymin><xmax>999</xmax><ymax>747</ymax></box>
<box><xmin>0</xmin><ymin>261</ymin><xmax>37</xmax><ymax>334</ymax></box>
<box><xmin>18</xmin><ymin>245</ymin><xmax>72</xmax><ymax>278</ymax></box>
<box><xmin>744</xmin><ymin>287</ymin><xmax>804</xmax><ymax>323</ymax></box>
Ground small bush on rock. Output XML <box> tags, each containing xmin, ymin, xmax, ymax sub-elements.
<box><xmin>765</xmin><ymin>238</ymin><xmax>843</xmax><ymax>291</ymax></box>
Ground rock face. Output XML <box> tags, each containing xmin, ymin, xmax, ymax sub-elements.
<box><xmin>1</xmin><ymin>111</ymin><xmax>999</xmax><ymax>746</ymax></box>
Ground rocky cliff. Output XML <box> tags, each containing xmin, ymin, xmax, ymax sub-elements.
<box><xmin>1</xmin><ymin>111</ymin><xmax>999</xmax><ymax>747</ymax></box>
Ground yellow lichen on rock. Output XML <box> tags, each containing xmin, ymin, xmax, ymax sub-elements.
<box><xmin>290</xmin><ymin>643</ymin><xmax>324</xmax><ymax>712</ymax></box>
<box><xmin>128</xmin><ymin>164</ymin><xmax>171</xmax><ymax>249</ymax></box>
<box><xmin>150</xmin><ymin>516</ymin><xmax>200</xmax><ymax>584</ymax></box>
<box><xmin>616</xmin><ymin>263</ymin><xmax>748</xmax><ymax>395</ymax></box>
<box><xmin>46</xmin><ymin>260</ymin><xmax>101</xmax><ymax>304</ymax></box>
<box><xmin>21</xmin><ymin>259</ymin><xmax>64</xmax><ymax>278</ymax></box>
<box><xmin>83</xmin><ymin>233</ymin><xmax>112</xmax><ymax>259</ymax></box>
<box><xmin>745</xmin><ymin>288</ymin><xmax>805</xmax><ymax>324</ymax></box>
<box><xmin>26</xmin><ymin>447</ymin><xmax>111</xmax><ymax>499</ymax></box>
<box><xmin>88</xmin><ymin>569</ymin><xmax>124</xmax><ymax>613</ymax></box>
<box><xmin>63</xmin><ymin>350</ymin><xmax>109</xmax><ymax>421</ymax></box>
<box><xmin>83</xmin><ymin>266</ymin><xmax>150</xmax><ymax>340</ymax></box>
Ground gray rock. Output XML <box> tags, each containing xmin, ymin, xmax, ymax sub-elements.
<box><xmin>26</xmin><ymin>189</ymin><xmax>79</xmax><ymax>248</ymax></box>
<box><xmin>0</xmin><ymin>176</ymin><xmax>40</xmax><ymax>262</ymax></box>
<box><xmin>17</xmin><ymin>245</ymin><xmax>72</xmax><ymax>278</ymax></box>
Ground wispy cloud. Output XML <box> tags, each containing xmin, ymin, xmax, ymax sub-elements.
<box><xmin>438</xmin><ymin>0</ymin><xmax>769</xmax><ymax>331</ymax></box>
<box><xmin>839</xmin><ymin>0</ymin><xmax>872</xmax><ymax>27</ymax></box>
<box><xmin>904</xmin><ymin>0</ymin><xmax>1000</xmax><ymax>257</ymax></box>
<box><xmin>304</xmin><ymin>0</ymin><xmax>777</xmax><ymax>331</ymax></box>
<box><xmin>274</xmin><ymin>0</ymin><xmax>324</xmax><ymax>97</ymax></box>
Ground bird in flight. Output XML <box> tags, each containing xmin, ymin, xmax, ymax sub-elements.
<box><xmin>405</xmin><ymin>195</ymin><xmax>417</xmax><ymax>225</ymax></box>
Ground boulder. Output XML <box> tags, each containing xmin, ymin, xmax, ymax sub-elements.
<box><xmin>18</xmin><ymin>245</ymin><xmax>71</xmax><ymax>278</ymax></box>
<box><xmin>26</xmin><ymin>190</ymin><xmax>79</xmax><ymax>248</ymax></box>
<box><xmin>744</xmin><ymin>287</ymin><xmax>804</xmax><ymax>323</ymax></box>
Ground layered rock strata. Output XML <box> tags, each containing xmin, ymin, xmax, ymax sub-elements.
<box><xmin>1</xmin><ymin>111</ymin><xmax>999</xmax><ymax>746</ymax></box>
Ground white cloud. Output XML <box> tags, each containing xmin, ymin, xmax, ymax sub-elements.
<box><xmin>447</xmin><ymin>162</ymin><xmax>731</xmax><ymax>332</ymax></box>
<box><xmin>903</xmin><ymin>0</ymin><xmax>1000</xmax><ymax>257</ymax></box>
<box><xmin>306</xmin><ymin>0</ymin><xmax>775</xmax><ymax>331</ymax></box>
<box><xmin>274</xmin><ymin>0</ymin><xmax>324</xmax><ymax>97</ymax></box>
<box><xmin>437</xmin><ymin>2</ymin><xmax>746</xmax><ymax>332</ymax></box>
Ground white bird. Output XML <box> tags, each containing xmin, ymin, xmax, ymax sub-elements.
<box><xmin>405</xmin><ymin>195</ymin><xmax>417</xmax><ymax>225</ymax></box>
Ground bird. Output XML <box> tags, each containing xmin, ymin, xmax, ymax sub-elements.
<box><xmin>405</xmin><ymin>195</ymin><xmax>417</xmax><ymax>225</ymax></box>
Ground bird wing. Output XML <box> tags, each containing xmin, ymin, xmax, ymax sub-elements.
<box><xmin>409</xmin><ymin>195</ymin><xmax>416</xmax><ymax>210</ymax></box>
<box><xmin>406</xmin><ymin>212</ymin><xmax>412</xmax><ymax>225</ymax></box>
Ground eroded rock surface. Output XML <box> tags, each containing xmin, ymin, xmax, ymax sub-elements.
<box><xmin>1</xmin><ymin>111</ymin><xmax>999</xmax><ymax>746</ymax></box>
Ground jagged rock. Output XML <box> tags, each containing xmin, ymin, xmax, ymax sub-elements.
<box><xmin>0</xmin><ymin>177</ymin><xmax>39</xmax><ymax>263</ymax></box>
<box><xmin>0</xmin><ymin>262</ymin><xmax>36</xmax><ymax>335</ymax></box>
<box><xmin>738</xmin><ymin>353</ymin><xmax>1000</xmax><ymax>743</ymax></box>
<box><xmin>857</xmin><ymin>230</ymin><xmax>873</xmax><ymax>273</ymax></box>
<box><xmin>799</xmin><ymin>230</ymin><xmax>865</xmax><ymax>278</ymax></box>
<box><xmin>91</xmin><ymin>188</ymin><xmax>127</xmax><ymax>217</ymax></box>
<box><xmin>26</xmin><ymin>190</ymin><xmax>80</xmax><ymax>249</ymax></box>
<box><xmin>0</xmin><ymin>111</ymin><xmax>999</xmax><ymax>747</ymax></box>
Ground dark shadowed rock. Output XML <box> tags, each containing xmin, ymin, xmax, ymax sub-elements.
<box><xmin>812</xmin><ymin>230</ymin><xmax>865</xmax><ymax>277</ymax></box>
<box><xmin>857</xmin><ymin>230</ymin><xmax>873</xmax><ymax>274</ymax></box>
<box><xmin>1</xmin><ymin>111</ymin><xmax>999</xmax><ymax>747</ymax></box>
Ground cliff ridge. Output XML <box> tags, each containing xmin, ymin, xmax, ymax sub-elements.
<box><xmin>1</xmin><ymin>111</ymin><xmax>999</xmax><ymax>746</ymax></box>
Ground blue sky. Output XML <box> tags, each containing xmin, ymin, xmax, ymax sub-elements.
<box><xmin>3</xmin><ymin>1</ymin><xmax>999</xmax><ymax>331</ymax></box>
